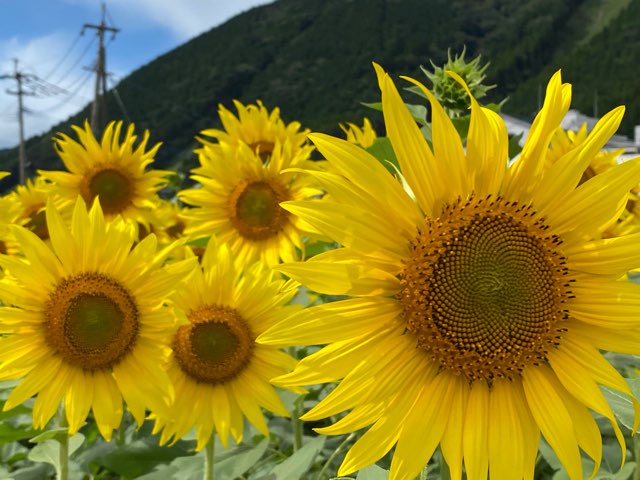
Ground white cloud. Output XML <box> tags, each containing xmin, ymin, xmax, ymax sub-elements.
<box><xmin>0</xmin><ymin>1</ymin><xmax>276</xmax><ymax>149</ymax></box>
<box><xmin>0</xmin><ymin>32</ymin><xmax>94</xmax><ymax>149</ymax></box>
<box><xmin>72</xmin><ymin>0</ymin><xmax>275</xmax><ymax>41</ymax></box>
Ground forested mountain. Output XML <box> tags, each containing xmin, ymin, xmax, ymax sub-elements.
<box><xmin>1</xmin><ymin>0</ymin><xmax>638</xmax><ymax>181</ymax></box>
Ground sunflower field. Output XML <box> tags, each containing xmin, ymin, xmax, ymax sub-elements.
<box><xmin>1</xmin><ymin>52</ymin><xmax>640</xmax><ymax>480</ymax></box>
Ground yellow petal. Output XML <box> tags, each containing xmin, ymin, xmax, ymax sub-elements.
<box><xmin>533</xmin><ymin>107</ymin><xmax>625</xmax><ymax>213</ymax></box>
<box><xmin>545</xmin><ymin>157</ymin><xmax>640</xmax><ymax>244</ymax></box>
<box><xmin>565</xmin><ymin>233</ymin><xmax>640</xmax><ymax>276</ymax></box>
<box><xmin>91</xmin><ymin>371</ymin><xmax>123</xmax><ymax>441</ymax></box>
<box><xmin>463</xmin><ymin>381</ymin><xmax>490</xmax><ymax>480</ymax></box>
<box><xmin>522</xmin><ymin>366</ymin><xmax>582</xmax><ymax>480</ymax></box>
<box><xmin>373</xmin><ymin>63</ymin><xmax>442</xmax><ymax>217</ymax></box>
<box><xmin>338</xmin><ymin>378</ymin><xmax>423</xmax><ymax>476</ymax></box>
<box><xmin>389</xmin><ymin>372</ymin><xmax>459</xmax><ymax>480</ymax></box>
<box><xmin>258</xmin><ymin>297</ymin><xmax>401</xmax><ymax>346</ymax></box>
<box><xmin>504</xmin><ymin>71</ymin><xmax>571</xmax><ymax>202</ymax></box>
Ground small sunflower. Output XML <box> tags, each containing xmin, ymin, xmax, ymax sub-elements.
<box><xmin>548</xmin><ymin>124</ymin><xmax>640</xmax><ymax>237</ymax></box>
<box><xmin>151</xmin><ymin>237</ymin><xmax>300</xmax><ymax>450</ymax></box>
<box><xmin>340</xmin><ymin>118</ymin><xmax>377</xmax><ymax>149</ymax></box>
<box><xmin>200</xmin><ymin>100</ymin><xmax>311</xmax><ymax>162</ymax></box>
<box><xmin>8</xmin><ymin>175</ymin><xmax>57</xmax><ymax>242</ymax></box>
<box><xmin>258</xmin><ymin>66</ymin><xmax>640</xmax><ymax>480</ymax></box>
<box><xmin>39</xmin><ymin>121</ymin><xmax>169</xmax><ymax>226</ymax></box>
<box><xmin>0</xmin><ymin>197</ymin><xmax>196</xmax><ymax>440</ymax></box>
<box><xmin>138</xmin><ymin>199</ymin><xmax>188</xmax><ymax>243</ymax></box>
<box><xmin>180</xmin><ymin>141</ymin><xmax>324</xmax><ymax>266</ymax></box>
<box><xmin>0</xmin><ymin>194</ymin><xmax>21</xmax><ymax>256</ymax></box>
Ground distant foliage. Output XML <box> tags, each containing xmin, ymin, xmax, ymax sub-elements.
<box><xmin>2</xmin><ymin>0</ymin><xmax>639</xmax><ymax>187</ymax></box>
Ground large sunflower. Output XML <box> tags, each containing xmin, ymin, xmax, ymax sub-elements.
<box><xmin>151</xmin><ymin>237</ymin><xmax>301</xmax><ymax>451</ymax></box>
<box><xmin>258</xmin><ymin>66</ymin><xmax>640</xmax><ymax>480</ymax></box>
<box><xmin>180</xmin><ymin>141</ymin><xmax>323</xmax><ymax>266</ymax></box>
<box><xmin>0</xmin><ymin>197</ymin><xmax>195</xmax><ymax>440</ymax></box>
<box><xmin>39</xmin><ymin>121</ymin><xmax>169</xmax><ymax>227</ymax></box>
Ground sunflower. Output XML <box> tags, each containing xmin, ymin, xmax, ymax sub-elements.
<box><xmin>0</xmin><ymin>194</ymin><xmax>21</xmax><ymax>257</ymax></box>
<box><xmin>150</xmin><ymin>237</ymin><xmax>300</xmax><ymax>450</ymax></box>
<box><xmin>0</xmin><ymin>197</ymin><xmax>196</xmax><ymax>440</ymax></box>
<box><xmin>258</xmin><ymin>65</ymin><xmax>640</xmax><ymax>480</ymax></box>
<box><xmin>179</xmin><ymin>140</ymin><xmax>324</xmax><ymax>266</ymax></box>
<box><xmin>340</xmin><ymin>118</ymin><xmax>377</xmax><ymax>149</ymax></box>
<box><xmin>199</xmin><ymin>100</ymin><xmax>311</xmax><ymax>162</ymax></box>
<box><xmin>38</xmin><ymin>121</ymin><xmax>169</xmax><ymax>228</ymax></box>
<box><xmin>548</xmin><ymin>124</ymin><xmax>640</xmax><ymax>237</ymax></box>
<box><xmin>6</xmin><ymin>175</ymin><xmax>64</xmax><ymax>243</ymax></box>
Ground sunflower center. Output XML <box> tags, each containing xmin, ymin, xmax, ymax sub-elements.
<box><xmin>173</xmin><ymin>304</ymin><xmax>254</xmax><ymax>384</ymax></box>
<box><xmin>84</xmin><ymin>168</ymin><xmax>132</xmax><ymax>215</ymax></box>
<box><xmin>398</xmin><ymin>195</ymin><xmax>571</xmax><ymax>382</ymax></box>
<box><xmin>228</xmin><ymin>179</ymin><xmax>289</xmax><ymax>240</ymax></box>
<box><xmin>45</xmin><ymin>272</ymin><xmax>139</xmax><ymax>370</ymax></box>
<box><xmin>248</xmin><ymin>140</ymin><xmax>275</xmax><ymax>163</ymax></box>
<box><xmin>26</xmin><ymin>209</ymin><xmax>49</xmax><ymax>240</ymax></box>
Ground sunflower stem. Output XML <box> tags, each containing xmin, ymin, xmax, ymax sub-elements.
<box><xmin>292</xmin><ymin>396</ymin><xmax>304</xmax><ymax>452</ymax></box>
<box><xmin>55</xmin><ymin>405</ymin><xmax>69</xmax><ymax>480</ymax></box>
<box><xmin>419</xmin><ymin>465</ymin><xmax>428</xmax><ymax>480</ymax></box>
<box><xmin>634</xmin><ymin>434</ymin><xmax>640</xmax><ymax>480</ymax></box>
<box><xmin>314</xmin><ymin>432</ymin><xmax>356</xmax><ymax>480</ymax></box>
<box><xmin>204</xmin><ymin>436</ymin><xmax>215</xmax><ymax>480</ymax></box>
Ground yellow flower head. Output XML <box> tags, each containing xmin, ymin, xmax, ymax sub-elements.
<box><xmin>8</xmin><ymin>175</ymin><xmax>58</xmax><ymax>242</ymax></box>
<box><xmin>199</xmin><ymin>100</ymin><xmax>311</xmax><ymax>162</ymax></box>
<box><xmin>0</xmin><ymin>194</ymin><xmax>21</xmax><ymax>257</ymax></box>
<box><xmin>339</xmin><ymin>118</ymin><xmax>377</xmax><ymax>149</ymax></box>
<box><xmin>179</xmin><ymin>141</ymin><xmax>324</xmax><ymax>266</ymax></box>
<box><xmin>0</xmin><ymin>197</ymin><xmax>196</xmax><ymax>440</ymax></box>
<box><xmin>549</xmin><ymin>124</ymin><xmax>640</xmax><ymax>237</ymax></box>
<box><xmin>151</xmin><ymin>237</ymin><xmax>301</xmax><ymax>451</ymax></box>
<box><xmin>259</xmin><ymin>65</ymin><xmax>640</xmax><ymax>480</ymax></box>
<box><xmin>39</xmin><ymin>121</ymin><xmax>169</xmax><ymax>226</ymax></box>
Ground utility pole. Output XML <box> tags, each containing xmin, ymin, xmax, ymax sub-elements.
<box><xmin>0</xmin><ymin>59</ymin><xmax>35</xmax><ymax>185</ymax></box>
<box><xmin>84</xmin><ymin>3</ymin><xmax>119</xmax><ymax>134</ymax></box>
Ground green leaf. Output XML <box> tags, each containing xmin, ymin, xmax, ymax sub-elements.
<box><xmin>137</xmin><ymin>454</ymin><xmax>203</xmax><ymax>480</ymax></box>
<box><xmin>303</xmin><ymin>240</ymin><xmax>337</xmax><ymax>260</ymax></box>
<box><xmin>361</xmin><ymin>102</ymin><xmax>382</xmax><ymax>113</ymax></box>
<box><xmin>186</xmin><ymin>236</ymin><xmax>210</xmax><ymax>248</ymax></box>
<box><xmin>405</xmin><ymin>104</ymin><xmax>428</xmax><ymax>126</ymax></box>
<box><xmin>451</xmin><ymin>114</ymin><xmax>470</xmax><ymax>140</ymax></box>
<box><xmin>27</xmin><ymin>434</ymin><xmax>84</xmax><ymax>470</ymax></box>
<box><xmin>0</xmin><ymin>423</ymin><xmax>39</xmax><ymax>445</ymax></box>
<box><xmin>268</xmin><ymin>436</ymin><xmax>326</xmax><ymax>480</ymax></box>
<box><xmin>508</xmin><ymin>132</ymin><xmax>523</xmax><ymax>159</ymax></box>
<box><xmin>215</xmin><ymin>438</ymin><xmax>270</xmax><ymax>479</ymax></box>
<box><xmin>356</xmin><ymin>464</ymin><xmax>390</xmax><ymax>479</ymax></box>
<box><xmin>30</xmin><ymin>427</ymin><xmax>68</xmax><ymax>444</ymax></box>
<box><xmin>365</xmin><ymin>137</ymin><xmax>399</xmax><ymax>175</ymax></box>
<box><xmin>94</xmin><ymin>438</ymin><xmax>192</xmax><ymax>479</ymax></box>
<box><xmin>0</xmin><ymin>402</ymin><xmax>31</xmax><ymax>422</ymax></box>
<box><xmin>3</xmin><ymin>463</ymin><xmax>53</xmax><ymax>480</ymax></box>
<box><xmin>601</xmin><ymin>383</ymin><xmax>638</xmax><ymax>432</ymax></box>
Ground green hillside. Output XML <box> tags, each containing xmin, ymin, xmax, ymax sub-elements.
<box><xmin>2</xmin><ymin>0</ymin><xmax>639</xmax><ymax>184</ymax></box>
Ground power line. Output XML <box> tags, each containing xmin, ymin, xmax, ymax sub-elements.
<box><xmin>0</xmin><ymin>59</ymin><xmax>36</xmax><ymax>184</ymax></box>
<box><xmin>28</xmin><ymin>68</ymin><xmax>94</xmax><ymax>115</ymax></box>
<box><xmin>52</xmin><ymin>35</ymin><xmax>96</xmax><ymax>88</ymax></box>
<box><xmin>43</xmin><ymin>30</ymin><xmax>84</xmax><ymax>82</ymax></box>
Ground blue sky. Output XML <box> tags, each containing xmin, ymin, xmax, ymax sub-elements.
<box><xmin>0</xmin><ymin>0</ymin><xmax>274</xmax><ymax>149</ymax></box>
